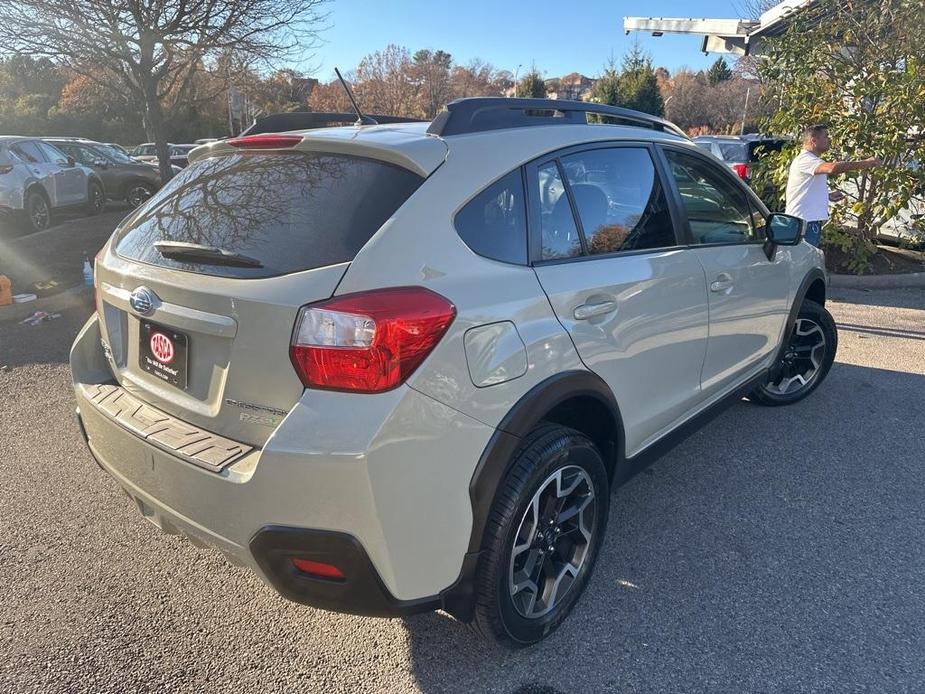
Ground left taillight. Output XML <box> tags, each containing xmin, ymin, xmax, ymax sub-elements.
<box><xmin>289</xmin><ymin>287</ymin><xmax>456</xmax><ymax>394</ymax></box>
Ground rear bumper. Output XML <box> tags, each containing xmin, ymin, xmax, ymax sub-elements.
<box><xmin>71</xmin><ymin>314</ymin><xmax>493</xmax><ymax>617</ymax></box>
<box><xmin>250</xmin><ymin>526</ymin><xmax>441</xmax><ymax>617</ymax></box>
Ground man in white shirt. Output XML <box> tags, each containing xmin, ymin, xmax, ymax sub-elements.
<box><xmin>785</xmin><ymin>124</ymin><xmax>880</xmax><ymax>246</ymax></box>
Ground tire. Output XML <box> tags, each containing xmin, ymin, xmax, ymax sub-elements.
<box><xmin>750</xmin><ymin>299</ymin><xmax>837</xmax><ymax>406</ymax></box>
<box><xmin>23</xmin><ymin>189</ymin><xmax>51</xmax><ymax>233</ymax></box>
<box><xmin>124</xmin><ymin>181</ymin><xmax>155</xmax><ymax>208</ymax></box>
<box><xmin>85</xmin><ymin>181</ymin><xmax>105</xmax><ymax>215</ymax></box>
<box><xmin>471</xmin><ymin>423</ymin><xmax>610</xmax><ymax>646</ymax></box>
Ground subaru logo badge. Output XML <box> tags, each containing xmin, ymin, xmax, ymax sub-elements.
<box><xmin>129</xmin><ymin>287</ymin><xmax>157</xmax><ymax>316</ymax></box>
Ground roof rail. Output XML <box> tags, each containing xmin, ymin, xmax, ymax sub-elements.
<box><xmin>427</xmin><ymin>98</ymin><xmax>689</xmax><ymax>139</ymax></box>
<box><xmin>241</xmin><ymin>111</ymin><xmax>426</xmax><ymax>136</ymax></box>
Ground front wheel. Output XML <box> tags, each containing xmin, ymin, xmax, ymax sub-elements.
<box><xmin>85</xmin><ymin>182</ymin><xmax>105</xmax><ymax>216</ymax></box>
<box><xmin>471</xmin><ymin>424</ymin><xmax>609</xmax><ymax>646</ymax></box>
<box><xmin>125</xmin><ymin>181</ymin><xmax>155</xmax><ymax>208</ymax></box>
<box><xmin>750</xmin><ymin>300</ymin><xmax>837</xmax><ymax>406</ymax></box>
<box><xmin>24</xmin><ymin>190</ymin><xmax>51</xmax><ymax>233</ymax></box>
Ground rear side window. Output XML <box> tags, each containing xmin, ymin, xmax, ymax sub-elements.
<box><xmin>455</xmin><ymin>169</ymin><xmax>527</xmax><ymax>264</ymax></box>
<box><xmin>537</xmin><ymin>161</ymin><xmax>581</xmax><ymax>260</ymax></box>
<box><xmin>11</xmin><ymin>141</ymin><xmax>45</xmax><ymax>163</ymax></box>
<box><xmin>114</xmin><ymin>152</ymin><xmax>423</xmax><ymax>279</ymax></box>
<box><xmin>559</xmin><ymin>147</ymin><xmax>676</xmax><ymax>254</ymax></box>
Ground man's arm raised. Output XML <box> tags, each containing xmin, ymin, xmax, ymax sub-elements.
<box><xmin>814</xmin><ymin>158</ymin><xmax>882</xmax><ymax>175</ymax></box>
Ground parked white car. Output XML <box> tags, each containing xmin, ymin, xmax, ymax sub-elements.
<box><xmin>0</xmin><ymin>136</ymin><xmax>105</xmax><ymax>232</ymax></box>
<box><xmin>72</xmin><ymin>98</ymin><xmax>834</xmax><ymax>647</ymax></box>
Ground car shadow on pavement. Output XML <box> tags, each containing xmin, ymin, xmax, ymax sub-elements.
<box><xmin>402</xmin><ymin>361</ymin><xmax>925</xmax><ymax>693</ymax></box>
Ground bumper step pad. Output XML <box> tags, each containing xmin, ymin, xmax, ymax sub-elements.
<box><xmin>80</xmin><ymin>383</ymin><xmax>253</xmax><ymax>472</ymax></box>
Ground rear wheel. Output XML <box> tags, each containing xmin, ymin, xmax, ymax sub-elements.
<box><xmin>471</xmin><ymin>424</ymin><xmax>609</xmax><ymax>646</ymax></box>
<box><xmin>24</xmin><ymin>190</ymin><xmax>50</xmax><ymax>233</ymax></box>
<box><xmin>750</xmin><ymin>300</ymin><xmax>837</xmax><ymax>406</ymax></box>
<box><xmin>86</xmin><ymin>181</ymin><xmax>105</xmax><ymax>215</ymax></box>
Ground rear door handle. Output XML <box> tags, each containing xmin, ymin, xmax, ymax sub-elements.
<box><xmin>710</xmin><ymin>274</ymin><xmax>734</xmax><ymax>293</ymax></box>
<box><xmin>573</xmin><ymin>300</ymin><xmax>618</xmax><ymax>320</ymax></box>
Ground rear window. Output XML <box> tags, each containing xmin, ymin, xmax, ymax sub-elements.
<box><xmin>717</xmin><ymin>143</ymin><xmax>748</xmax><ymax>163</ymax></box>
<box><xmin>114</xmin><ymin>151</ymin><xmax>424</xmax><ymax>278</ymax></box>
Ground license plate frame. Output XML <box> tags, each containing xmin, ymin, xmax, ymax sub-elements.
<box><xmin>138</xmin><ymin>320</ymin><xmax>189</xmax><ymax>390</ymax></box>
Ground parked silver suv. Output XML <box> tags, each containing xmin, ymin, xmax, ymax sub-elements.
<box><xmin>71</xmin><ymin>99</ymin><xmax>836</xmax><ymax>646</ymax></box>
<box><xmin>45</xmin><ymin>137</ymin><xmax>164</xmax><ymax>208</ymax></box>
<box><xmin>0</xmin><ymin>136</ymin><xmax>105</xmax><ymax>232</ymax></box>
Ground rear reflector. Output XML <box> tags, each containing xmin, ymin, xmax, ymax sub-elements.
<box><xmin>732</xmin><ymin>163</ymin><xmax>750</xmax><ymax>180</ymax></box>
<box><xmin>291</xmin><ymin>558</ymin><xmax>346</xmax><ymax>581</ymax></box>
<box><xmin>290</xmin><ymin>287</ymin><xmax>456</xmax><ymax>393</ymax></box>
<box><xmin>227</xmin><ymin>134</ymin><xmax>302</xmax><ymax>149</ymax></box>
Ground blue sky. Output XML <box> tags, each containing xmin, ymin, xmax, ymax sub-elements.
<box><xmin>305</xmin><ymin>0</ymin><xmax>753</xmax><ymax>81</ymax></box>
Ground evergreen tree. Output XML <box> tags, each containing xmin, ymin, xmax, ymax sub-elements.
<box><xmin>515</xmin><ymin>69</ymin><xmax>546</xmax><ymax>98</ymax></box>
<box><xmin>707</xmin><ymin>57</ymin><xmax>733</xmax><ymax>86</ymax></box>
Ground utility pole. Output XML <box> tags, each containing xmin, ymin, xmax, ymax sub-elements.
<box><xmin>740</xmin><ymin>86</ymin><xmax>751</xmax><ymax>135</ymax></box>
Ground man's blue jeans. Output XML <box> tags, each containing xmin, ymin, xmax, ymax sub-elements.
<box><xmin>804</xmin><ymin>220</ymin><xmax>824</xmax><ymax>247</ymax></box>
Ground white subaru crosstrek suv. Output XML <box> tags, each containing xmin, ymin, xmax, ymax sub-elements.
<box><xmin>71</xmin><ymin>98</ymin><xmax>836</xmax><ymax>646</ymax></box>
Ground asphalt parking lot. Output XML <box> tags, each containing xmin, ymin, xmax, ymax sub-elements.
<box><xmin>1</xmin><ymin>287</ymin><xmax>923</xmax><ymax>693</ymax></box>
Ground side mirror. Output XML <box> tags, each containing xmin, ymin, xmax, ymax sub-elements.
<box><xmin>65</xmin><ymin>156</ymin><xmax>76</xmax><ymax>168</ymax></box>
<box><xmin>93</xmin><ymin>159</ymin><xmax>109</xmax><ymax>169</ymax></box>
<box><xmin>764</xmin><ymin>213</ymin><xmax>804</xmax><ymax>259</ymax></box>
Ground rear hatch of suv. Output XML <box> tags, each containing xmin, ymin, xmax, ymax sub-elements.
<box><xmin>93</xmin><ymin>132</ymin><xmax>444</xmax><ymax>448</ymax></box>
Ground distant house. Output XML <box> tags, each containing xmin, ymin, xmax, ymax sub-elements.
<box><xmin>547</xmin><ymin>73</ymin><xmax>597</xmax><ymax>101</ymax></box>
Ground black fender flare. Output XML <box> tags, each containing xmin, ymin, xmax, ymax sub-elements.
<box><xmin>776</xmin><ymin>268</ymin><xmax>827</xmax><ymax>360</ymax></box>
<box><xmin>440</xmin><ymin>369</ymin><xmax>625</xmax><ymax>621</ymax></box>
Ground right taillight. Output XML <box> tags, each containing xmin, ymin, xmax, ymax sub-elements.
<box><xmin>732</xmin><ymin>163</ymin><xmax>750</xmax><ymax>180</ymax></box>
<box><xmin>290</xmin><ymin>287</ymin><xmax>456</xmax><ymax>393</ymax></box>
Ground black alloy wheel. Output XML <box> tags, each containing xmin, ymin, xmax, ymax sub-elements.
<box><xmin>751</xmin><ymin>300</ymin><xmax>838</xmax><ymax>406</ymax></box>
<box><xmin>25</xmin><ymin>191</ymin><xmax>50</xmax><ymax>232</ymax></box>
<box><xmin>86</xmin><ymin>182</ymin><xmax>105</xmax><ymax>215</ymax></box>
<box><xmin>471</xmin><ymin>423</ymin><xmax>609</xmax><ymax>646</ymax></box>
<box><xmin>126</xmin><ymin>182</ymin><xmax>155</xmax><ymax>208</ymax></box>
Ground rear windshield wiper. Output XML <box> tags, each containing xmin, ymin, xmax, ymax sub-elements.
<box><xmin>153</xmin><ymin>241</ymin><xmax>264</xmax><ymax>268</ymax></box>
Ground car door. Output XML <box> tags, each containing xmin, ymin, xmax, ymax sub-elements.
<box><xmin>11</xmin><ymin>140</ymin><xmax>59</xmax><ymax>205</ymax></box>
<box><xmin>659</xmin><ymin>146</ymin><xmax>791</xmax><ymax>397</ymax></box>
<box><xmin>36</xmin><ymin>141</ymin><xmax>87</xmax><ymax>205</ymax></box>
<box><xmin>530</xmin><ymin>143</ymin><xmax>710</xmax><ymax>456</ymax></box>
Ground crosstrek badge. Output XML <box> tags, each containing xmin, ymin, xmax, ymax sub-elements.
<box><xmin>150</xmin><ymin>332</ymin><xmax>174</xmax><ymax>363</ymax></box>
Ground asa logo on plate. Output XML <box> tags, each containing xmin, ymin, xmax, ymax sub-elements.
<box><xmin>150</xmin><ymin>332</ymin><xmax>175</xmax><ymax>364</ymax></box>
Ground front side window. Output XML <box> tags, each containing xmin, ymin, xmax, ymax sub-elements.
<box><xmin>455</xmin><ymin>169</ymin><xmax>527</xmax><ymax>264</ymax></box>
<box><xmin>665</xmin><ymin>150</ymin><xmax>758</xmax><ymax>245</ymax></box>
<box><xmin>37</xmin><ymin>142</ymin><xmax>69</xmax><ymax>166</ymax></box>
<box><xmin>560</xmin><ymin>147</ymin><xmax>676</xmax><ymax>255</ymax></box>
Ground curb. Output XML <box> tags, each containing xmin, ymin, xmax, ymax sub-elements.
<box><xmin>0</xmin><ymin>284</ymin><xmax>93</xmax><ymax>323</ymax></box>
<box><xmin>829</xmin><ymin>272</ymin><xmax>925</xmax><ymax>289</ymax></box>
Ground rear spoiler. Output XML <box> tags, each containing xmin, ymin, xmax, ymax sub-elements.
<box><xmin>241</xmin><ymin>112</ymin><xmax>426</xmax><ymax>136</ymax></box>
